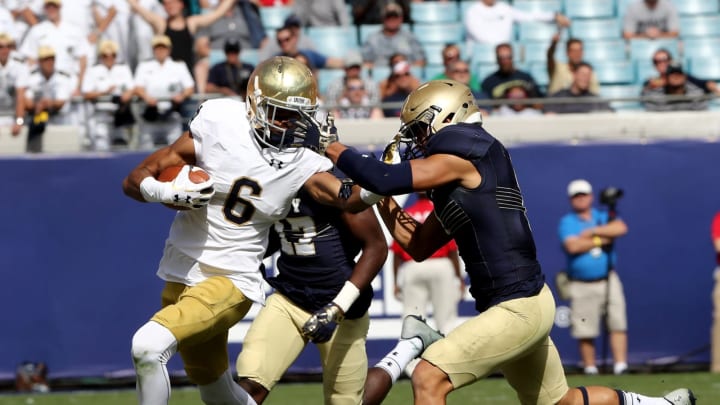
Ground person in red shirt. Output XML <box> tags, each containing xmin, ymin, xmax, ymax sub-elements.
<box><xmin>391</xmin><ymin>192</ymin><xmax>465</xmax><ymax>335</ymax></box>
<box><xmin>711</xmin><ymin>212</ymin><xmax>720</xmax><ymax>373</ymax></box>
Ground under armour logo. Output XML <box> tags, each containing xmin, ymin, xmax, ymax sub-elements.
<box><xmin>291</xmin><ymin>198</ymin><xmax>301</xmax><ymax>213</ymax></box>
<box><xmin>269</xmin><ymin>159</ymin><xmax>284</xmax><ymax>169</ymax></box>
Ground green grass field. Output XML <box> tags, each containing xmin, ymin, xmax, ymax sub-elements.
<box><xmin>0</xmin><ymin>372</ymin><xmax>715</xmax><ymax>404</ymax></box>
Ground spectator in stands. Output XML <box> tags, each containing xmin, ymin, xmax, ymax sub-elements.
<box><xmin>464</xmin><ymin>0</ymin><xmax>570</xmax><ymax>47</ymax></box>
<box><xmin>22</xmin><ymin>45</ymin><xmax>76</xmax><ymax>152</ymax></box>
<box><xmin>293</xmin><ymin>0</ymin><xmax>349</xmax><ymax>27</ymax></box>
<box><xmin>126</xmin><ymin>0</ymin><xmax>238</xmax><ymax>75</ymax></box>
<box><xmin>444</xmin><ymin>59</ymin><xmax>491</xmax><ymax>115</ymax></box>
<box><xmin>558</xmin><ymin>179</ymin><xmax>629</xmax><ymax>376</ymax></box>
<box><xmin>259</xmin><ymin>14</ymin><xmax>315</xmax><ymax>62</ymax></box>
<box><xmin>324</xmin><ymin>51</ymin><xmax>380</xmax><ymax>107</ymax></box>
<box><xmin>19</xmin><ymin>0</ymin><xmax>90</xmax><ymax>88</ymax></box>
<box><xmin>133</xmin><ymin>35</ymin><xmax>195</xmax><ymax>149</ymax></box>
<box><xmin>622</xmin><ymin>0</ymin><xmax>679</xmax><ymax>40</ymax></box>
<box><xmin>5</xmin><ymin>0</ymin><xmax>43</xmax><ymax>42</ymax></box>
<box><xmin>643</xmin><ymin>48</ymin><xmax>720</xmax><ymax>96</ymax></box>
<box><xmin>0</xmin><ymin>5</ymin><xmax>19</xmax><ymax>41</ymax></box>
<box><xmin>93</xmin><ymin>0</ymin><xmax>132</xmax><ymax>65</ymax></box>
<box><xmin>273</xmin><ymin>25</ymin><xmax>343</xmax><ymax>69</ymax></box>
<box><xmin>641</xmin><ymin>61</ymin><xmax>708</xmax><ymax>112</ymax></box>
<box><xmin>0</xmin><ymin>33</ymin><xmax>29</xmax><ymax>137</ymax></box>
<box><xmin>331</xmin><ymin>76</ymin><xmax>383</xmax><ymax>119</ymax></box>
<box><xmin>360</xmin><ymin>3</ymin><xmax>425</xmax><ymax>69</ymax></box>
<box><xmin>711</xmin><ymin>211</ymin><xmax>720</xmax><ymax>373</ymax></box>
<box><xmin>206</xmin><ymin>39</ymin><xmax>254</xmax><ymax>98</ymax></box>
<box><xmin>547</xmin><ymin>35</ymin><xmax>599</xmax><ymax>96</ymax></box>
<box><xmin>493</xmin><ymin>85</ymin><xmax>542</xmax><ymax>116</ymax></box>
<box><xmin>429</xmin><ymin>43</ymin><xmax>482</xmax><ymax>93</ymax></box>
<box><xmin>193</xmin><ymin>2</ymin><xmax>266</xmax><ymax>93</ymax></box>
<box><xmin>350</xmin><ymin>0</ymin><xmax>410</xmax><ymax>25</ymax></box>
<box><xmin>545</xmin><ymin>63</ymin><xmax>612</xmax><ymax>114</ymax></box>
<box><xmin>81</xmin><ymin>39</ymin><xmax>135</xmax><ymax>150</ymax></box>
<box><xmin>380</xmin><ymin>58</ymin><xmax>420</xmax><ymax>117</ymax></box>
<box><xmin>128</xmin><ymin>0</ymin><xmax>165</xmax><ymax>69</ymax></box>
<box><xmin>481</xmin><ymin>43</ymin><xmax>543</xmax><ymax>100</ymax></box>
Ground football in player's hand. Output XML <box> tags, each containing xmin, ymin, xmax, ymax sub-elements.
<box><xmin>158</xmin><ymin>165</ymin><xmax>211</xmax><ymax>210</ymax></box>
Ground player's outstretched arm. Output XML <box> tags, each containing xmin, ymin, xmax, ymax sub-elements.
<box><xmin>302</xmin><ymin>171</ymin><xmax>374</xmax><ymax>213</ymax></box>
<box><xmin>122</xmin><ymin>131</ymin><xmax>197</xmax><ymax>202</ymax></box>
<box><xmin>376</xmin><ymin>197</ymin><xmax>453</xmax><ymax>262</ymax></box>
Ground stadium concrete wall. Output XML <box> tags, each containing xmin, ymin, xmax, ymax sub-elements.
<box><xmin>1</xmin><ymin>139</ymin><xmax>719</xmax><ymax>379</ymax></box>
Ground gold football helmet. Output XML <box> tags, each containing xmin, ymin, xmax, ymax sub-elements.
<box><xmin>398</xmin><ymin>79</ymin><xmax>482</xmax><ymax>159</ymax></box>
<box><xmin>246</xmin><ymin>56</ymin><xmax>319</xmax><ymax>150</ymax></box>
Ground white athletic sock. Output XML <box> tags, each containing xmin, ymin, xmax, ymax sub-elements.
<box><xmin>374</xmin><ymin>338</ymin><xmax>423</xmax><ymax>383</ymax></box>
<box><xmin>621</xmin><ymin>391</ymin><xmax>672</xmax><ymax>405</ymax></box>
<box><xmin>131</xmin><ymin>321</ymin><xmax>178</xmax><ymax>405</ymax></box>
<box><xmin>198</xmin><ymin>369</ymin><xmax>258</xmax><ymax>405</ymax></box>
<box><xmin>614</xmin><ymin>362</ymin><xmax>628</xmax><ymax>375</ymax></box>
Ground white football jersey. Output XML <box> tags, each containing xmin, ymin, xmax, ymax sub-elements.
<box><xmin>157</xmin><ymin>98</ymin><xmax>333</xmax><ymax>304</ymax></box>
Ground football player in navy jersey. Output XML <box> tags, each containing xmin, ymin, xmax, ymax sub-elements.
<box><xmin>236</xmin><ymin>175</ymin><xmax>387</xmax><ymax>405</ymax></box>
<box><xmin>306</xmin><ymin>79</ymin><xmax>695</xmax><ymax>405</ymax></box>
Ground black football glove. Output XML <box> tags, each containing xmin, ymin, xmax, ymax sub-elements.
<box><xmin>295</xmin><ymin>111</ymin><xmax>338</xmax><ymax>154</ymax></box>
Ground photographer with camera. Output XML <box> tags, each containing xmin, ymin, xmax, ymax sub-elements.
<box><xmin>558</xmin><ymin>179</ymin><xmax>629</xmax><ymax>375</ymax></box>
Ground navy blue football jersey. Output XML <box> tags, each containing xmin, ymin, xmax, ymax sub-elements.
<box><xmin>266</xmin><ymin>185</ymin><xmax>373</xmax><ymax>319</ymax></box>
<box><xmin>425</xmin><ymin>123</ymin><xmax>545</xmax><ymax>312</ymax></box>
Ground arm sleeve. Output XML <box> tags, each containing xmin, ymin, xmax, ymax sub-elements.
<box><xmin>335</xmin><ymin>148</ymin><xmax>415</xmax><ymax>196</ymax></box>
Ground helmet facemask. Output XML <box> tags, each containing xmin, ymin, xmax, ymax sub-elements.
<box><xmin>249</xmin><ymin>84</ymin><xmax>318</xmax><ymax>150</ymax></box>
<box><xmin>398</xmin><ymin>105</ymin><xmax>440</xmax><ymax>160</ymax></box>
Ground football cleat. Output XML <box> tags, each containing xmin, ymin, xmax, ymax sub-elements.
<box><xmin>400</xmin><ymin>315</ymin><xmax>444</xmax><ymax>353</ymax></box>
<box><xmin>663</xmin><ymin>388</ymin><xmax>697</xmax><ymax>405</ymax></box>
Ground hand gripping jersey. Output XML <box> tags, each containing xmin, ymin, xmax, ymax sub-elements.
<box><xmin>425</xmin><ymin>123</ymin><xmax>544</xmax><ymax>312</ymax></box>
<box><xmin>266</xmin><ymin>184</ymin><xmax>373</xmax><ymax>319</ymax></box>
<box><xmin>157</xmin><ymin>98</ymin><xmax>333</xmax><ymax>304</ymax></box>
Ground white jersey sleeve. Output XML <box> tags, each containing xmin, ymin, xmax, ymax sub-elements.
<box><xmin>158</xmin><ymin>98</ymin><xmax>333</xmax><ymax>304</ymax></box>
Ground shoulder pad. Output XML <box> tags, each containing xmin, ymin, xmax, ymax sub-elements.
<box><xmin>426</xmin><ymin>123</ymin><xmax>494</xmax><ymax>160</ymax></box>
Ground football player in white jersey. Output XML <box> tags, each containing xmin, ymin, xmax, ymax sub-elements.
<box><xmin>122</xmin><ymin>56</ymin><xmax>375</xmax><ymax>405</ymax></box>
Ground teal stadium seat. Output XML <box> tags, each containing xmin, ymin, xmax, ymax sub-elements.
<box><xmin>259</xmin><ymin>6</ymin><xmax>293</xmax><ymax>30</ymax></box>
<box><xmin>679</xmin><ymin>15</ymin><xmax>720</xmax><ymax>38</ymax></box>
<box><xmin>593</xmin><ymin>60</ymin><xmax>635</xmax><ymax>84</ymax></box>
<box><xmin>305</xmin><ymin>26</ymin><xmax>359</xmax><ymax>57</ymax></box>
<box><xmin>517</xmin><ymin>22</ymin><xmax>568</xmax><ymax>43</ymax></box>
<box><xmin>316</xmin><ymin>68</ymin><xmax>346</xmax><ymax>96</ymax></box>
<box><xmin>522</xmin><ymin>41</ymin><xmax>564</xmax><ymax>64</ymax></box>
<box><xmin>527</xmin><ymin>62</ymin><xmax>549</xmax><ymax>87</ymax></box>
<box><xmin>511</xmin><ymin>0</ymin><xmax>562</xmax><ymax>14</ymax></box>
<box><xmin>410</xmin><ymin>2</ymin><xmax>459</xmax><ymax>23</ymax></box>
<box><xmin>241</xmin><ymin>49</ymin><xmax>259</xmax><ymax>66</ymax></box>
<box><xmin>599</xmin><ymin>85</ymin><xmax>643</xmax><ymax>112</ymax></box>
<box><xmin>469</xmin><ymin>42</ymin><xmax>498</xmax><ymax>66</ymax></box>
<box><xmin>629</xmin><ymin>38</ymin><xmax>680</xmax><ymax>63</ymax></box>
<box><xmin>473</xmin><ymin>63</ymin><xmax>499</xmax><ymax>84</ymax></box>
<box><xmin>669</xmin><ymin>0</ymin><xmax>720</xmax><ymax>15</ymax></box>
<box><xmin>563</xmin><ymin>0</ymin><xmax>616</xmax><ymax>19</ymax></box>
<box><xmin>209</xmin><ymin>49</ymin><xmax>226</xmax><ymax>66</ymax></box>
<box><xmin>570</xmin><ymin>18</ymin><xmax>622</xmax><ymax>40</ymax></box>
<box><xmin>687</xmin><ymin>57</ymin><xmax>720</xmax><ymax>81</ymax></box>
<box><xmin>423</xmin><ymin>64</ymin><xmax>445</xmax><ymax>81</ymax></box>
<box><xmin>683</xmin><ymin>37</ymin><xmax>720</xmax><ymax>59</ymax></box>
<box><xmin>582</xmin><ymin>39</ymin><xmax>627</xmax><ymax>65</ymax></box>
<box><xmin>370</xmin><ymin>65</ymin><xmax>424</xmax><ymax>82</ymax></box>
<box><xmin>412</xmin><ymin>22</ymin><xmax>464</xmax><ymax>45</ymax></box>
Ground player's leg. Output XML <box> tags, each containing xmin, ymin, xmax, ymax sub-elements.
<box><xmin>606</xmin><ymin>272</ymin><xmax>628</xmax><ymax>375</ymax></box>
<box><xmin>362</xmin><ymin>316</ymin><xmax>443</xmax><ymax>405</ymax></box>
<box><xmin>236</xmin><ymin>293</ymin><xmax>309</xmax><ymax>404</ymax></box>
<box><xmin>569</xmin><ymin>281</ymin><xmax>603</xmax><ymax>374</ymax></box>
<box><xmin>557</xmin><ymin>386</ymin><xmax>696</xmax><ymax>405</ymax></box>
<box><xmin>427</xmin><ymin>258</ymin><xmax>460</xmax><ymax>335</ymax></box>
<box><xmin>318</xmin><ymin>313</ymin><xmax>369</xmax><ymax>405</ymax></box>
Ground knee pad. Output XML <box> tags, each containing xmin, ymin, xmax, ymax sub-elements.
<box><xmin>131</xmin><ymin>322</ymin><xmax>177</xmax><ymax>368</ymax></box>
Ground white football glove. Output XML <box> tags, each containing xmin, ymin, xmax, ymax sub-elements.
<box><xmin>140</xmin><ymin>165</ymin><xmax>215</xmax><ymax>209</ymax></box>
<box><xmin>381</xmin><ymin>133</ymin><xmax>402</xmax><ymax>165</ymax></box>
<box><xmin>296</xmin><ymin>111</ymin><xmax>339</xmax><ymax>155</ymax></box>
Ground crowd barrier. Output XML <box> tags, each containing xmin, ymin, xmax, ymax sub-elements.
<box><xmin>0</xmin><ymin>128</ymin><xmax>719</xmax><ymax>380</ymax></box>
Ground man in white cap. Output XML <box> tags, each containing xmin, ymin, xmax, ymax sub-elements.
<box><xmin>81</xmin><ymin>39</ymin><xmax>135</xmax><ymax>150</ymax></box>
<box><xmin>557</xmin><ymin>179</ymin><xmax>630</xmax><ymax>375</ymax></box>
<box><xmin>22</xmin><ymin>44</ymin><xmax>77</xmax><ymax>151</ymax></box>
